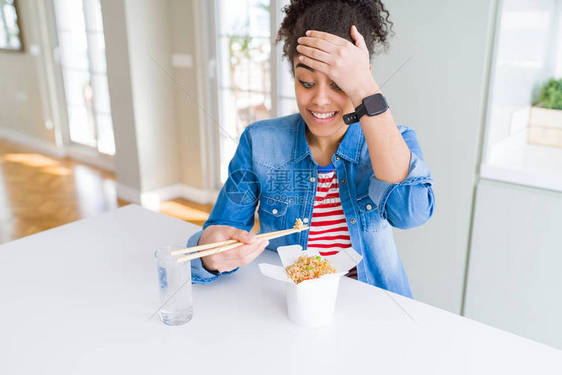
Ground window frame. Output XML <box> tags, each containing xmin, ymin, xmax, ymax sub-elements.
<box><xmin>207</xmin><ymin>0</ymin><xmax>296</xmax><ymax>187</ymax></box>
<box><xmin>479</xmin><ymin>0</ymin><xmax>562</xmax><ymax>193</ymax></box>
<box><xmin>0</xmin><ymin>0</ymin><xmax>25</xmax><ymax>52</ymax></box>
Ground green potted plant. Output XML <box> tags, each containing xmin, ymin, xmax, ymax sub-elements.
<box><xmin>528</xmin><ymin>78</ymin><xmax>562</xmax><ymax>148</ymax></box>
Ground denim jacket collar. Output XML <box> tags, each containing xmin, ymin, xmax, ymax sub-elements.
<box><xmin>294</xmin><ymin>114</ymin><xmax>364</xmax><ymax>164</ymax></box>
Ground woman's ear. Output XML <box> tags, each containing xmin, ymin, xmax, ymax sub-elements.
<box><xmin>369</xmin><ymin>64</ymin><xmax>372</xmax><ymax>72</ymax></box>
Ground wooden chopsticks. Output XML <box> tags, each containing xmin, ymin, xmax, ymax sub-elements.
<box><xmin>173</xmin><ymin>219</ymin><xmax>309</xmax><ymax>263</ymax></box>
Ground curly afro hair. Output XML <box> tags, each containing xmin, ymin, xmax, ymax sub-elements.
<box><xmin>276</xmin><ymin>0</ymin><xmax>393</xmax><ymax>75</ymax></box>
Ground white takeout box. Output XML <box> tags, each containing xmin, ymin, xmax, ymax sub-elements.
<box><xmin>259</xmin><ymin>245</ymin><xmax>362</xmax><ymax>327</ymax></box>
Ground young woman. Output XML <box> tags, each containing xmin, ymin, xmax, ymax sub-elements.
<box><xmin>187</xmin><ymin>0</ymin><xmax>434</xmax><ymax>297</ymax></box>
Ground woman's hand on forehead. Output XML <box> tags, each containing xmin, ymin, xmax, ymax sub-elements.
<box><xmin>296</xmin><ymin>26</ymin><xmax>380</xmax><ymax>105</ymax></box>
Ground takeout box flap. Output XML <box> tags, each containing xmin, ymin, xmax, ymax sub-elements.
<box><xmin>259</xmin><ymin>245</ymin><xmax>363</xmax><ymax>284</ymax></box>
<box><xmin>277</xmin><ymin>244</ymin><xmax>304</xmax><ymax>267</ymax></box>
<box><xmin>258</xmin><ymin>263</ymin><xmax>291</xmax><ymax>282</ymax></box>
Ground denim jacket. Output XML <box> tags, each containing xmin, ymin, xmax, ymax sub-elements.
<box><xmin>187</xmin><ymin>113</ymin><xmax>434</xmax><ymax>297</ymax></box>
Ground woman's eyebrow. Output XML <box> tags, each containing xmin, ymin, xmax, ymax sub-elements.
<box><xmin>296</xmin><ymin>63</ymin><xmax>314</xmax><ymax>72</ymax></box>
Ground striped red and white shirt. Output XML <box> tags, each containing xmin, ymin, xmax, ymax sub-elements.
<box><xmin>307</xmin><ymin>164</ymin><xmax>357</xmax><ymax>279</ymax></box>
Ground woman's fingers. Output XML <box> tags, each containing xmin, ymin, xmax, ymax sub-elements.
<box><xmin>212</xmin><ymin>238</ymin><xmax>268</xmax><ymax>272</ymax></box>
<box><xmin>297</xmin><ymin>26</ymin><xmax>367</xmax><ymax>78</ymax></box>
<box><xmin>235</xmin><ymin>238</ymin><xmax>267</xmax><ymax>260</ymax></box>
<box><xmin>295</xmin><ymin>27</ymin><xmax>373</xmax><ymax>99</ymax></box>
<box><xmin>200</xmin><ymin>225</ymin><xmax>269</xmax><ymax>272</ymax></box>
<box><xmin>305</xmin><ymin>30</ymin><xmax>348</xmax><ymax>46</ymax></box>
<box><xmin>297</xmin><ymin>54</ymin><xmax>330</xmax><ymax>75</ymax></box>
<box><xmin>217</xmin><ymin>236</ymin><xmax>262</xmax><ymax>261</ymax></box>
<box><xmin>351</xmin><ymin>25</ymin><xmax>367</xmax><ymax>50</ymax></box>
<box><xmin>297</xmin><ymin>36</ymin><xmax>337</xmax><ymax>53</ymax></box>
<box><xmin>229</xmin><ymin>227</ymin><xmax>255</xmax><ymax>244</ymax></box>
<box><xmin>296</xmin><ymin>44</ymin><xmax>333</xmax><ymax>65</ymax></box>
<box><xmin>239</xmin><ymin>239</ymin><xmax>269</xmax><ymax>265</ymax></box>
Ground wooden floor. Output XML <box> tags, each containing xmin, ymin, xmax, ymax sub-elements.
<box><xmin>0</xmin><ymin>138</ymin><xmax>214</xmax><ymax>244</ymax></box>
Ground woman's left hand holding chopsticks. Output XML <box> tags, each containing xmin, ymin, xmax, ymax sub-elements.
<box><xmin>197</xmin><ymin>225</ymin><xmax>270</xmax><ymax>273</ymax></box>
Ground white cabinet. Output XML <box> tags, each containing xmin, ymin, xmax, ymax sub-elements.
<box><xmin>465</xmin><ymin>179</ymin><xmax>562</xmax><ymax>349</ymax></box>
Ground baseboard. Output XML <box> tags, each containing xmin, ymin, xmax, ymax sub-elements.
<box><xmin>0</xmin><ymin>128</ymin><xmax>115</xmax><ymax>172</ymax></box>
<box><xmin>1</xmin><ymin>128</ymin><xmax>220</xmax><ymax>209</ymax></box>
<box><xmin>66</xmin><ymin>145</ymin><xmax>116</xmax><ymax>172</ymax></box>
<box><xmin>117</xmin><ymin>182</ymin><xmax>219</xmax><ymax>211</ymax></box>
<box><xmin>116</xmin><ymin>183</ymin><xmax>142</xmax><ymax>205</ymax></box>
<box><xmin>0</xmin><ymin>127</ymin><xmax>64</xmax><ymax>157</ymax></box>
<box><xmin>155</xmin><ymin>183</ymin><xmax>219</xmax><ymax>204</ymax></box>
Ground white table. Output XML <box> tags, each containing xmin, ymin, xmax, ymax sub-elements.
<box><xmin>0</xmin><ymin>205</ymin><xmax>560</xmax><ymax>374</ymax></box>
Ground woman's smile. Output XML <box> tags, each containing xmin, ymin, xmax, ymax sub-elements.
<box><xmin>294</xmin><ymin>59</ymin><xmax>354</xmax><ymax>138</ymax></box>
<box><xmin>308</xmin><ymin>109</ymin><xmax>340</xmax><ymax>123</ymax></box>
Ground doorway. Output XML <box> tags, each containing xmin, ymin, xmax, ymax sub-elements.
<box><xmin>51</xmin><ymin>0</ymin><xmax>115</xmax><ymax>163</ymax></box>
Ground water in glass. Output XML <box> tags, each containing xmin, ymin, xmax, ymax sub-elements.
<box><xmin>154</xmin><ymin>246</ymin><xmax>193</xmax><ymax>326</ymax></box>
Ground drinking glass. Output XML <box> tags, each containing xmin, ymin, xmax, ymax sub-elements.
<box><xmin>154</xmin><ymin>246</ymin><xmax>193</xmax><ymax>326</ymax></box>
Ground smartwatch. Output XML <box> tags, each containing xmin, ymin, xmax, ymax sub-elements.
<box><xmin>343</xmin><ymin>93</ymin><xmax>389</xmax><ymax>125</ymax></box>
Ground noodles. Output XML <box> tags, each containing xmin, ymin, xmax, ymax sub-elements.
<box><xmin>293</xmin><ymin>218</ymin><xmax>306</xmax><ymax>230</ymax></box>
<box><xmin>285</xmin><ymin>255</ymin><xmax>336</xmax><ymax>284</ymax></box>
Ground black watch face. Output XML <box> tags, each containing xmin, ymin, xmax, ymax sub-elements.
<box><xmin>364</xmin><ymin>94</ymin><xmax>388</xmax><ymax>115</ymax></box>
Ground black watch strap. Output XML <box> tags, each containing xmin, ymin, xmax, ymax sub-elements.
<box><xmin>343</xmin><ymin>111</ymin><xmax>359</xmax><ymax>125</ymax></box>
<box><xmin>343</xmin><ymin>93</ymin><xmax>388</xmax><ymax>125</ymax></box>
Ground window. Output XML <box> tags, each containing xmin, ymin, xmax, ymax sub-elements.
<box><xmin>0</xmin><ymin>0</ymin><xmax>22</xmax><ymax>51</ymax></box>
<box><xmin>53</xmin><ymin>0</ymin><xmax>115</xmax><ymax>156</ymax></box>
<box><xmin>481</xmin><ymin>0</ymin><xmax>562</xmax><ymax>191</ymax></box>
<box><xmin>215</xmin><ymin>0</ymin><xmax>297</xmax><ymax>183</ymax></box>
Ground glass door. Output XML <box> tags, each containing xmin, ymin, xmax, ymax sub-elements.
<box><xmin>52</xmin><ymin>0</ymin><xmax>115</xmax><ymax>156</ymax></box>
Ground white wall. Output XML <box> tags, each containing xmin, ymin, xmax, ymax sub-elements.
<box><xmin>169</xmin><ymin>0</ymin><xmax>205</xmax><ymax>190</ymax></box>
<box><xmin>372</xmin><ymin>0</ymin><xmax>498</xmax><ymax>313</ymax></box>
<box><xmin>102</xmin><ymin>0</ymin><xmax>215</xmax><ymax>205</ymax></box>
<box><xmin>101</xmin><ymin>0</ymin><xmax>206</xmax><ymax>202</ymax></box>
<box><xmin>99</xmin><ymin>0</ymin><xmax>142</xmax><ymax>195</ymax></box>
<box><xmin>123</xmin><ymin>0</ymin><xmax>180</xmax><ymax>192</ymax></box>
<box><xmin>465</xmin><ymin>179</ymin><xmax>562</xmax><ymax>349</ymax></box>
